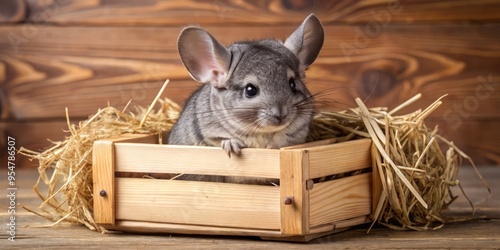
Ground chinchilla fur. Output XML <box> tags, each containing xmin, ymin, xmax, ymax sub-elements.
<box><xmin>168</xmin><ymin>14</ymin><xmax>324</xmax><ymax>184</ymax></box>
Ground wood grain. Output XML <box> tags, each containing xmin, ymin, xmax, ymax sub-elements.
<box><xmin>94</xmin><ymin>134</ymin><xmax>373</xmax><ymax>240</ymax></box>
<box><xmin>307</xmin><ymin>138</ymin><xmax>371</xmax><ymax>179</ymax></box>
<box><xmin>115</xmin><ymin>177</ymin><xmax>281</xmax><ymax>230</ymax></box>
<box><xmin>105</xmin><ymin>133</ymin><xmax>159</xmax><ymax>144</ymax></box>
<box><xmin>112</xmin><ymin>220</ymin><xmax>283</xmax><ymax>237</ymax></box>
<box><xmin>0</xmin><ymin>120</ymin><xmax>70</xmax><ymax>170</ymax></box>
<box><xmin>92</xmin><ymin>140</ymin><xmax>115</xmax><ymax>225</ymax></box>
<box><xmin>427</xmin><ymin>119</ymin><xmax>500</xmax><ymax>165</ymax></box>
<box><xmin>0</xmin><ymin>0</ymin><xmax>25</xmax><ymax>23</ymax></box>
<box><xmin>371</xmin><ymin>144</ymin><xmax>383</xmax><ymax>219</ymax></box>
<box><xmin>279</xmin><ymin>149</ymin><xmax>309</xmax><ymax>235</ymax></box>
<box><xmin>4</xmin><ymin>119</ymin><xmax>500</xmax><ymax>169</ymax></box>
<box><xmin>23</xmin><ymin>0</ymin><xmax>500</xmax><ymax>26</ymax></box>
<box><xmin>114</xmin><ymin>142</ymin><xmax>280</xmax><ymax>178</ymax></box>
<box><xmin>1</xmin><ymin>3</ymin><xmax>499</xmax><ymax>168</ymax></box>
<box><xmin>309</xmin><ymin>173</ymin><xmax>372</xmax><ymax>227</ymax></box>
<box><xmin>2</xmin><ymin>167</ymin><xmax>498</xmax><ymax>248</ymax></box>
<box><xmin>0</xmin><ymin>24</ymin><xmax>498</xmax><ymax>119</ymax></box>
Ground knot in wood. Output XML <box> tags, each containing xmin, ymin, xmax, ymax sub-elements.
<box><xmin>361</xmin><ymin>69</ymin><xmax>397</xmax><ymax>97</ymax></box>
<box><xmin>284</xmin><ymin>196</ymin><xmax>294</xmax><ymax>205</ymax></box>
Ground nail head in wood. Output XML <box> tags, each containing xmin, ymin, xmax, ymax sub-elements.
<box><xmin>284</xmin><ymin>196</ymin><xmax>294</xmax><ymax>205</ymax></box>
<box><xmin>100</xmin><ymin>190</ymin><xmax>107</xmax><ymax>197</ymax></box>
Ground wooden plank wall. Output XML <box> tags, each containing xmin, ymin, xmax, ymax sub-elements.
<box><xmin>1</xmin><ymin>0</ymin><xmax>499</xmax><ymax>168</ymax></box>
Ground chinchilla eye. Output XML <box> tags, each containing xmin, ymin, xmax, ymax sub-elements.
<box><xmin>244</xmin><ymin>83</ymin><xmax>259</xmax><ymax>98</ymax></box>
<box><xmin>289</xmin><ymin>78</ymin><xmax>297</xmax><ymax>94</ymax></box>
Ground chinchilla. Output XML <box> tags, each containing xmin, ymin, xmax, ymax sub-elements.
<box><xmin>168</xmin><ymin>14</ymin><xmax>324</xmax><ymax>184</ymax></box>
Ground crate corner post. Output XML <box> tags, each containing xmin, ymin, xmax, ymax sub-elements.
<box><xmin>370</xmin><ymin>141</ymin><xmax>383</xmax><ymax>220</ymax></box>
<box><xmin>92</xmin><ymin>140</ymin><xmax>116</xmax><ymax>227</ymax></box>
<box><xmin>279</xmin><ymin>148</ymin><xmax>310</xmax><ymax>236</ymax></box>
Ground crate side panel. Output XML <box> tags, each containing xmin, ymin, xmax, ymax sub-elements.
<box><xmin>115</xmin><ymin>178</ymin><xmax>281</xmax><ymax>230</ymax></box>
<box><xmin>308</xmin><ymin>139</ymin><xmax>372</xmax><ymax>179</ymax></box>
<box><xmin>309</xmin><ymin>173</ymin><xmax>372</xmax><ymax>227</ymax></box>
<box><xmin>114</xmin><ymin>143</ymin><xmax>280</xmax><ymax>178</ymax></box>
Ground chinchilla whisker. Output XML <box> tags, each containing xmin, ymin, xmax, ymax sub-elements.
<box><xmin>192</xmin><ymin>107</ymin><xmax>259</xmax><ymax>115</ymax></box>
<box><xmin>202</xmin><ymin>116</ymin><xmax>255</xmax><ymax>127</ymax></box>
<box><xmin>309</xmin><ymin>88</ymin><xmax>348</xmax><ymax>99</ymax></box>
<box><xmin>234</xmin><ymin>119</ymin><xmax>261</xmax><ymax>137</ymax></box>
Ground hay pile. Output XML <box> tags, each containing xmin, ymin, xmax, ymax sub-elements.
<box><xmin>20</xmin><ymin>80</ymin><xmax>485</xmax><ymax>232</ymax></box>
<box><xmin>20</xmin><ymin>81</ymin><xmax>180</xmax><ymax>231</ymax></box>
<box><xmin>310</xmin><ymin>94</ymin><xmax>488</xmax><ymax>230</ymax></box>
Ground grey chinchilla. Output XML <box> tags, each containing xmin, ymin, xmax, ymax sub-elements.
<box><xmin>168</xmin><ymin>14</ymin><xmax>324</xmax><ymax>183</ymax></box>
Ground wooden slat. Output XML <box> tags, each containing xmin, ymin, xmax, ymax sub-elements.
<box><xmin>282</xmin><ymin>137</ymin><xmax>343</xmax><ymax>150</ymax></box>
<box><xmin>92</xmin><ymin>140</ymin><xmax>115</xmax><ymax>225</ymax></box>
<box><xmin>105</xmin><ymin>133</ymin><xmax>159</xmax><ymax>144</ymax></box>
<box><xmin>114</xmin><ymin>143</ymin><xmax>280</xmax><ymax>178</ymax></box>
<box><xmin>6</xmin><ymin>119</ymin><xmax>500</xmax><ymax>170</ymax></box>
<box><xmin>111</xmin><ymin>220</ymin><xmax>282</xmax><ymax>237</ymax></box>
<box><xmin>279</xmin><ymin>149</ymin><xmax>309</xmax><ymax>235</ymax></box>
<box><xmin>113</xmin><ymin>217</ymin><xmax>366</xmax><ymax>241</ymax></box>
<box><xmin>0</xmin><ymin>0</ymin><xmax>25</xmax><ymax>23</ymax></box>
<box><xmin>263</xmin><ymin>216</ymin><xmax>371</xmax><ymax>242</ymax></box>
<box><xmin>307</xmin><ymin>139</ymin><xmax>372</xmax><ymax>179</ymax></box>
<box><xmin>309</xmin><ymin>173</ymin><xmax>372</xmax><ymax>228</ymax></box>
<box><xmin>115</xmin><ymin>178</ymin><xmax>280</xmax><ymax>230</ymax></box>
<box><xmin>1</xmin><ymin>24</ymin><xmax>499</xmax><ymax>119</ymax></box>
<box><xmin>4</xmin><ymin>120</ymin><xmax>500</xmax><ymax>171</ymax></box>
<box><xmin>371</xmin><ymin>144</ymin><xmax>384</xmax><ymax>219</ymax></box>
<box><xmin>23</xmin><ymin>0</ymin><xmax>500</xmax><ymax>25</ymax></box>
<box><xmin>308</xmin><ymin>216</ymin><xmax>371</xmax><ymax>235</ymax></box>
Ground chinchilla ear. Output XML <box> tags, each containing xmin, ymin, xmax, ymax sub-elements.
<box><xmin>177</xmin><ymin>27</ymin><xmax>232</xmax><ymax>88</ymax></box>
<box><xmin>284</xmin><ymin>14</ymin><xmax>324</xmax><ymax>69</ymax></box>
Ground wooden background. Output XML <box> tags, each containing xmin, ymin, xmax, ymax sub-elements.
<box><xmin>0</xmin><ymin>0</ymin><xmax>499</xmax><ymax>168</ymax></box>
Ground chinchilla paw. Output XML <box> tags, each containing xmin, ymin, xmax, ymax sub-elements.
<box><xmin>221</xmin><ymin>139</ymin><xmax>246</xmax><ymax>157</ymax></box>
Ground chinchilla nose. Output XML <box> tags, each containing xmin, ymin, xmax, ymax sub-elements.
<box><xmin>270</xmin><ymin>106</ymin><xmax>287</xmax><ymax>123</ymax></box>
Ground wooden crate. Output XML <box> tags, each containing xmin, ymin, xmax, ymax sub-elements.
<box><xmin>92</xmin><ymin>133</ymin><xmax>380</xmax><ymax>241</ymax></box>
